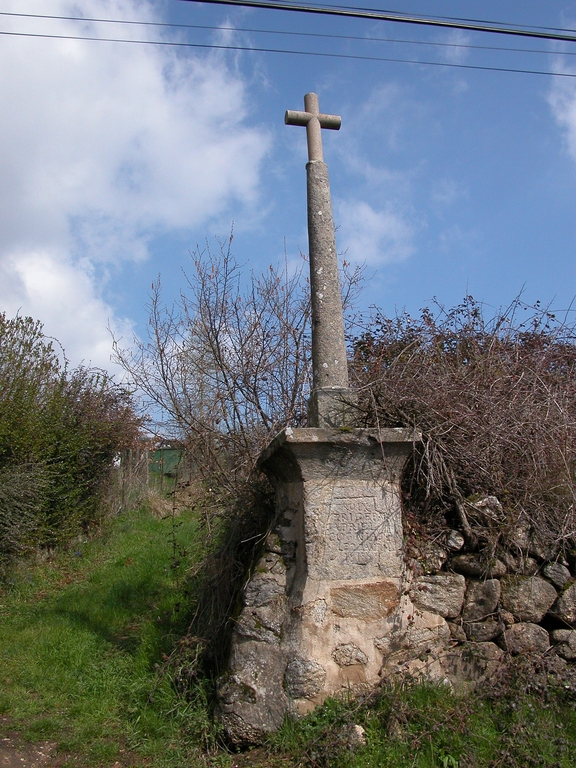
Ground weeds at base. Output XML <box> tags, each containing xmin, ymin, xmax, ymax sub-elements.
<box><xmin>265</xmin><ymin>659</ymin><xmax>576</xmax><ymax>768</ymax></box>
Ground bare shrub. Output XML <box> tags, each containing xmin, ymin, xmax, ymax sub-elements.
<box><xmin>113</xmin><ymin>236</ymin><xmax>313</xmax><ymax>495</ymax></box>
<box><xmin>350</xmin><ymin>297</ymin><xmax>576</xmax><ymax>560</ymax></box>
<box><xmin>114</xmin><ymin>234</ymin><xmax>364</xmax><ymax>492</ymax></box>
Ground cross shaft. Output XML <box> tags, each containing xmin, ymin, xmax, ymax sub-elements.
<box><xmin>285</xmin><ymin>92</ymin><xmax>351</xmax><ymax>427</ymax></box>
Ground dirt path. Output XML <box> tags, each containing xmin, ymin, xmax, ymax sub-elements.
<box><xmin>0</xmin><ymin>716</ymin><xmax>286</xmax><ymax>768</ymax></box>
<box><xmin>0</xmin><ymin>734</ymin><xmax>59</xmax><ymax>767</ymax></box>
<box><xmin>0</xmin><ymin>739</ymin><xmax>285</xmax><ymax>768</ymax></box>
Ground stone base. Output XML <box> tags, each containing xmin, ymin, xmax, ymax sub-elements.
<box><xmin>215</xmin><ymin>429</ymin><xmax>568</xmax><ymax>743</ymax></box>
<box><xmin>217</xmin><ymin>427</ymin><xmax>428</xmax><ymax>745</ymax></box>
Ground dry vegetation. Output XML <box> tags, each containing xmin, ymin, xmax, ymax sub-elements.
<box><xmin>113</xmin><ymin>237</ymin><xmax>313</xmax><ymax>495</ymax></box>
<box><xmin>350</xmin><ymin>296</ymin><xmax>576</xmax><ymax>564</ymax></box>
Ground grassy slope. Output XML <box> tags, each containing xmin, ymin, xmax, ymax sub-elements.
<box><xmin>2</xmin><ymin>503</ymin><xmax>576</xmax><ymax>768</ymax></box>
<box><xmin>0</xmin><ymin>504</ymin><xmax>209</xmax><ymax>767</ymax></box>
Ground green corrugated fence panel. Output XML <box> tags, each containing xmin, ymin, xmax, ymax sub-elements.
<box><xmin>149</xmin><ymin>449</ymin><xmax>182</xmax><ymax>476</ymax></box>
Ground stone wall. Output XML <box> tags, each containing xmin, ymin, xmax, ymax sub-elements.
<box><xmin>405</xmin><ymin>506</ymin><xmax>576</xmax><ymax>667</ymax></box>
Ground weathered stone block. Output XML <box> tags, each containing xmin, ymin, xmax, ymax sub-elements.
<box><xmin>441</xmin><ymin>642</ymin><xmax>504</xmax><ymax>691</ymax></box>
<box><xmin>501</xmin><ymin>622</ymin><xmax>550</xmax><ymax>654</ymax></box>
<box><xmin>448</xmin><ymin>622</ymin><xmax>467</xmax><ymax>643</ymax></box>
<box><xmin>419</xmin><ymin>541</ymin><xmax>448</xmax><ymax>573</ymax></box>
<box><xmin>468</xmin><ymin>496</ymin><xmax>504</xmax><ymax>523</ymax></box>
<box><xmin>450</xmin><ymin>554</ymin><xmax>506</xmax><ymax>578</ymax></box>
<box><xmin>507</xmin><ymin>520</ymin><xmax>530</xmax><ymax>551</ymax></box>
<box><xmin>235</xmin><ymin>599</ymin><xmax>286</xmax><ymax>645</ymax></box>
<box><xmin>462</xmin><ymin>579</ymin><xmax>501</xmax><ymax>622</ymax></box>
<box><xmin>519</xmin><ymin>557</ymin><xmax>539</xmax><ymax>576</ymax></box>
<box><xmin>258</xmin><ymin>551</ymin><xmax>287</xmax><ymax>575</ymax></box>
<box><xmin>500</xmin><ymin>611</ymin><xmax>515</xmax><ymax>626</ymax></box>
<box><xmin>529</xmin><ymin>534</ymin><xmax>551</xmax><ymax>562</ymax></box>
<box><xmin>410</xmin><ymin>574</ymin><xmax>466</xmax><ymax>618</ymax></box>
<box><xmin>332</xmin><ymin>643</ymin><xmax>368</xmax><ymax>667</ymax></box>
<box><xmin>244</xmin><ymin>575</ymin><xmax>286</xmax><ymax>607</ymax></box>
<box><xmin>552</xmin><ymin>583</ymin><xmax>576</xmax><ymax>625</ymax></box>
<box><xmin>464</xmin><ymin>620</ymin><xmax>503</xmax><ymax>643</ymax></box>
<box><xmin>377</xmin><ymin>610</ymin><xmax>450</xmax><ymax>661</ymax></box>
<box><xmin>330</xmin><ymin>581</ymin><xmax>400</xmax><ymax>620</ymax></box>
<box><xmin>501</xmin><ymin>553</ymin><xmax>539</xmax><ymax>575</ymax></box>
<box><xmin>551</xmin><ymin>629</ymin><xmax>576</xmax><ymax>661</ymax></box>
<box><xmin>217</xmin><ymin>642</ymin><xmax>289</xmax><ymax>746</ymax></box>
<box><xmin>284</xmin><ymin>656</ymin><xmax>326</xmax><ymax>699</ymax></box>
<box><xmin>500</xmin><ymin>575</ymin><xmax>557</xmax><ymax>622</ymax></box>
<box><xmin>445</xmin><ymin>530</ymin><xmax>465</xmax><ymax>552</ymax></box>
<box><xmin>300</xmin><ymin>599</ymin><xmax>328</xmax><ymax>626</ymax></box>
<box><xmin>543</xmin><ymin>563</ymin><xmax>571</xmax><ymax>589</ymax></box>
<box><xmin>304</xmin><ymin>480</ymin><xmax>403</xmax><ymax>580</ymax></box>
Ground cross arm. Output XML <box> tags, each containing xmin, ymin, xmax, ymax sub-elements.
<box><xmin>284</xmin><ymin>111</ymin><xmax>341</xmax><ymax>130</ymax></box>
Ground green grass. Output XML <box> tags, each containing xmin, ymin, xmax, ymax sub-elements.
<box><xmin>269</xmin><ymin>679</ymin><xmax>576</xmax><ymax>767</ymax></box>
<box><xmin>0</xmin><ymin>503</ymin><xmax>212</xmax><ymax>767</ymax></box>
<box><xmin>2</xmin><ymin>503</ymin><xmax>576</xmax><ymax>768</ymax></box>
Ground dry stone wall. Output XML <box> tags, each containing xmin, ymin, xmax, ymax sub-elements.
<box><xmin>405</xmin><ymin>497</ymin><xmax>576</xmax><ymax>672</ymax></box>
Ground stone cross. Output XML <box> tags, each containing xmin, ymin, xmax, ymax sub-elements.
<box><xmin>285</xmin><ymin>93</ymin><xmax>351</xmax><ymax>427</ymax></box>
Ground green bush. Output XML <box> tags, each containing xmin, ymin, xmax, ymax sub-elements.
<box><xmin>0</xmin><ymin>313</ymin><xmax>139</xmax><ymax>565</ymax></box>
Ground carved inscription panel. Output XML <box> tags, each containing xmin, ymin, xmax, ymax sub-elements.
<box><xmin>304</xmin><ymin>480</ymin><xmax>404</xmax><ymax>580</ymax></box>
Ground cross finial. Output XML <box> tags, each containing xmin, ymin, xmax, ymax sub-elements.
<box><xmin>285</xmin><ymin>92</ymin><xmax>341</xmax><ymax>163</ymax></box>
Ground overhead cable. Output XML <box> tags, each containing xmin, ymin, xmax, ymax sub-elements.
<box><xmin>1</xmin><ymin>28</ymin><xmax>575</xmax><ymax>78</ymax></box>
<box><xmin>1</xmin><ymin>11</ymin><xmax>575</xmax><ymax>57</ymax></box>
<box><xmin>178</xmin><ymin>0</ymin><xmax>576</xmax><ymax>44</ymax></box>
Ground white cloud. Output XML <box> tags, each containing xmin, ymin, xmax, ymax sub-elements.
<box><xmin>336</xmin><ymin>200</ymin><xmax>415</xmax><ymax>266</ymax></box>
<box><xmin>549</xmin><ymin>65</ymin><xmax>576</xmax><ymax>162</ymax></box>
<box><xmin>0</xmin><ymin>0</ymin><xmax>270</xmax><ymax>368</ymax></box>
<box><xmin>431</xmin><ymin>178</ymin><xmax>466</xmax><ymax>207</ymax></box>
<box><xmin>438</xmin><ymin>29</ymin><xmax>471</xmax><ymax>65</ymax></box>
<box><xmin>0</xmin><ymin>248</ymin><xmax>133</xmax><ymax>370</ymax></box>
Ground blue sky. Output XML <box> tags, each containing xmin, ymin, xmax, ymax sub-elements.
<box><xmin>2</xmin><ymin>0</ymin><xmax>576</xmax><ymax>371</ymax></box>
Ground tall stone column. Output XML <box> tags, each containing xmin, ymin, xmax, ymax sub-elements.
<box><xmin>285</xmin><ymin>93</ymin><xmax>352</xmax><ymax>427</ymax></box>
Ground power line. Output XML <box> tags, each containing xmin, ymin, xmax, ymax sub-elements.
<box><xmin>178</xmin><ymin>0</ymin><xmax>576</xmax><ymax>44</ymax></box>
<box><xmin>297</xmin><ymin>3</ymin><xmax>575</xmax><ymax>35</ymax></box>
<box><xmin>1</xmin><ymin>8</ymin><xmax>572</xmax><ymax>36</ymax></box>
<box><xmin>2</xmin><ymin>10</ymin><xmax>575</xmax><ymax>58</ymax></box>
<box><xmin>258</xmin><ymin>0</ymin><xmax>573</xmax><ymax>34</ymax></box>
<box><xmin>1</xmin><ymin>28</ymin><xmax>575</xmax><ymax>78</ymax></box>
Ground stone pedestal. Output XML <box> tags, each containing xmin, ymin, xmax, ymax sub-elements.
<box><xmin>217</xmin><ymin>427</ymin><xmax>420</xmax><ymax>745</ymax></box>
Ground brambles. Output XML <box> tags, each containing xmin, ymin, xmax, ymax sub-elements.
<box><xmin>350</xmin><ymin>296</ymin><xmax>576</xmax><ymax>563</ymax></box>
